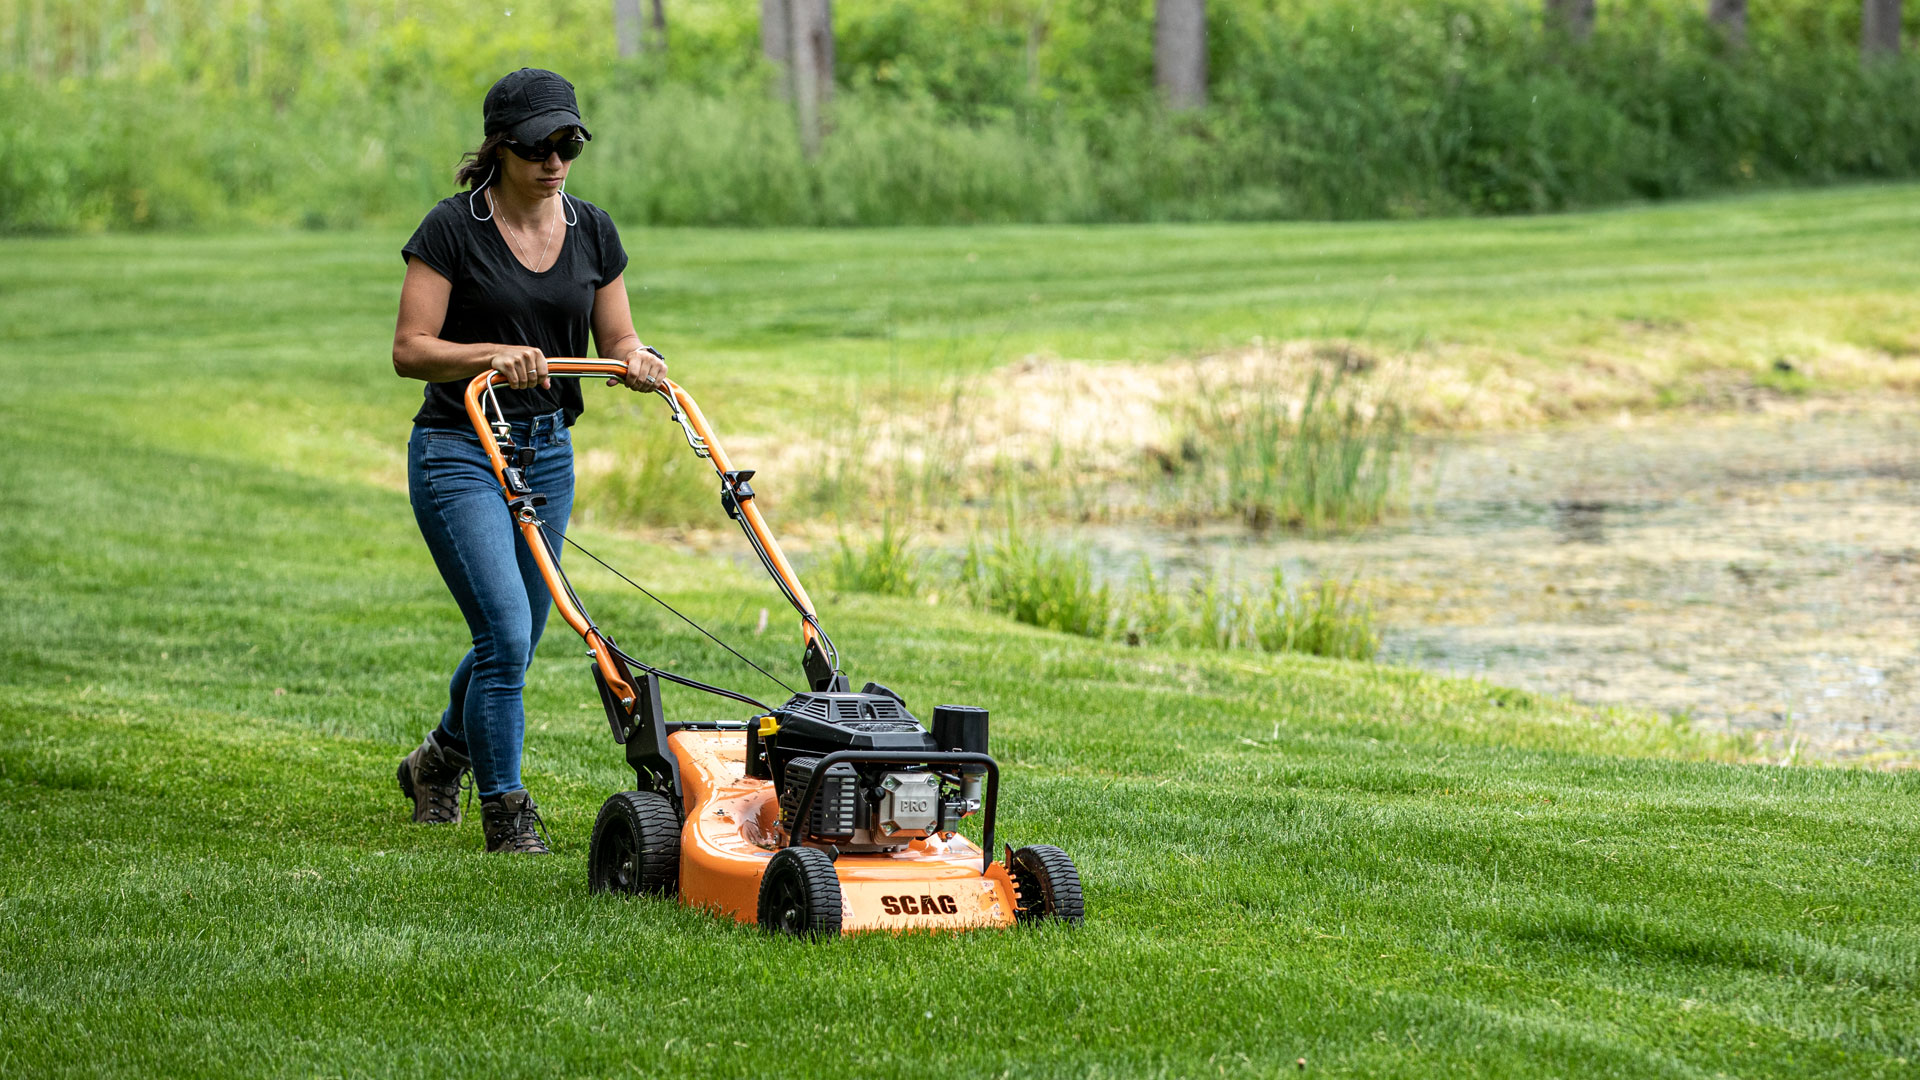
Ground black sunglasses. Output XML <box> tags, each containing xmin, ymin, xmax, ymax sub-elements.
<box><xmin>503</xmin><ymin>135</ymin><xmax>586</xmax><ymax>162</ymax></box>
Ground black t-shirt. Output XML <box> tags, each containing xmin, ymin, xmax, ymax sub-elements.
<box><xmin>401</xmin><ymin>190</ymin><xmax>629</xmax><ymax>429</ymax></box>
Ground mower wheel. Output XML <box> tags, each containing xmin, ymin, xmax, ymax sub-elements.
<box><xmin>1009</xmin><ymin>844</ymin><xmax>1085</xmax><ymax>926</ymax></box>
<box><xmin>757</xmin><ymin>846</ymin><xmax>842</xmax><ymax>938</ymax></box>
<box><xmin>588</xmin><ymin>791</ymin><xmax>680</xmax><ymax>896</ymax></box>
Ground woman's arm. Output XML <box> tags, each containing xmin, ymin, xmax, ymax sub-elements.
<box><xmin>591</xmin><ymin>274</ymin><xmax>668</xmax><ymax>391</ymax></box>
<box><xmin>392</xmin><ymin>257</ymin><xmax>550</xmax><ymax>390</ymax></box>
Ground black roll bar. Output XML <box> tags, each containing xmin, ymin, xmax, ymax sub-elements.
<box><xmin>787</xmin><ymin>751</ymin><xmax>1001</xmax><ymax>876</ymax></box>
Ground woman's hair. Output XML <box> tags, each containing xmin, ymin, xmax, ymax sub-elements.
<box><xmin>455</xmin><ymin>134</ymin><xmax>507</xmax><ymax>190</ymax></box>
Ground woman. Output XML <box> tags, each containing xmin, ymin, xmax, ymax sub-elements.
<box><xmin>390</xmin><ymin>68</ymin><xmax>665</xmax><ymax>854</ymax></box>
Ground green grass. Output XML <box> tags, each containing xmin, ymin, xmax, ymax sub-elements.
<box><xmin>13</xmin><ymin>181</ymin><xmax>1913</xmax><ymax>528</ymax></box>
<box><xmin>3</xmin><ymin>190</ymin><xmax>1919</xmax><ymax>1076</ymax></box>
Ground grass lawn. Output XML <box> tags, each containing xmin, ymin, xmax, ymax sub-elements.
<box><xmin>2</xmin><ymin>186</ymin><xmax>1917</xmax><ymax>1077</ymax></box>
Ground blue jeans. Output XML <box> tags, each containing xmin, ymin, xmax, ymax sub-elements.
<box><xmin>407</xmin><ymin>411</ymin><xmax>575</xmax><ymax>799</ymax></box>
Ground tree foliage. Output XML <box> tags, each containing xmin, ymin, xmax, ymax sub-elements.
<box><xmin>2</xmin><ymin>0</ymin><xmax>1917</xmax><ymax>229</ymax></box>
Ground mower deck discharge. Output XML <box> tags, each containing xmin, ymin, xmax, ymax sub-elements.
<box><xmin>464</xmin><ymin>361</ymin><xmax>1083</xmax><ymax>936</ymax></box>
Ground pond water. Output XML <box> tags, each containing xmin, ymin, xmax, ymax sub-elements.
<box><xmin>1070</xmin><ymin>407</ymin><xmax>1920</xmax><ymax>766</ymax></box>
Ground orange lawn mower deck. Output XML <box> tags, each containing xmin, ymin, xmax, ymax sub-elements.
<box><xmin>463</xmin><ymin>360</ymin><xmax>1083</xmax><ymax>935</ymax></box>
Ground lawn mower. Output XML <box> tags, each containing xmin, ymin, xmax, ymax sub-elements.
<box><xmin>462</xmin><ymin>360</ymin><xmax>1084</xmax><ymax>936</ymax></box>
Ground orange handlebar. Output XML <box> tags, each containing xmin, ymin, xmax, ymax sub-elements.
<box><xmin>461</xmin><ymin>361</ymin><xmax>825</xmax><ymax>709</ymax></box>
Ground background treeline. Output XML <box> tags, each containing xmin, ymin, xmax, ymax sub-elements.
<box><xmin>3</xmin><ymin>0</ymin><xmax>1916</xmax><ymax>231</ymax></box>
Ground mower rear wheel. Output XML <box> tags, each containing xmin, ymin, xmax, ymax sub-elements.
<box><xmin>1009</xmin><ymin>844</ymin><xmax>1085</xmax><ymax>925</ymax></box>
<box><xmin>757</xmin><ymin>847</ymin><xmax>842</xmax><ymax>938</ymax></box>
<box><xmin>588</xmin><ymin>790</ymin><xmax>680</xmax><ymax>896</ymax></box>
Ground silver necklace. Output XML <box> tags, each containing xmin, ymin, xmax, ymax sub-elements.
<box><xmin>488</xmin><ymin>191</ymin><xmax>562</xmax><ymax>271</ymax></box>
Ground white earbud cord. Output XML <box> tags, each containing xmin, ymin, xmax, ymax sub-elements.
<box><xmin>467</xmin><ymin>161</ymin><xmax>575</xmax><ymax>265</ymax></box>
<box><xmin>467</xmin><ymin>164</ymin><xmax>497</xmax><ymax>221</ymax></box>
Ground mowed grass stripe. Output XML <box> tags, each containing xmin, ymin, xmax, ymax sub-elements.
<box><xmin>1</xmin><ymin>405</ymin><xmax>1915</xmax><ymax>1077</ymax></box>
<box><xmin>5</xmin><ymin>184</ymin><xmax>1917</xmax><ymax>367</ymax></box>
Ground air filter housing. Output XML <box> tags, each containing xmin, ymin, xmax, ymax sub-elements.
<box><xmin>779</xmin><ymin>755</ymin><xmax>858</xmax><ymax>840</ymax></box>
<box><xmin>931</xmin><ymin>704</ymin><xmax>989</xmax><ymax>756</ymax></box>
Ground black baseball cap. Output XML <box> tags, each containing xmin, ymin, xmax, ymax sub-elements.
<box><xmin>483</xmin><ymin>68</ymin><xmax>593</xmax><ymax>145</ymax></box>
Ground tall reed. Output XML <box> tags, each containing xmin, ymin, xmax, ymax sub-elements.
<box><xmin>824</xmin><ymin>517</ymin><xmax>1378</xmax><ymax>662</ymax></box>
<box><xmin>1177</xmin><ymin>366</ymin><xmax>1409</xmax><ymax>533</ymax></box>
<box><xmin>1120</xmin><ymin>563</ymin><xmax>1376</xmax><ymax>661</ymax></box>
<box><xmin>961</xmin><ymin>518</ymin><xmax>1113</xmax><ymax>639</ymax></box>
<box><xmin>580</xmin><ymin>404</ymin><xmax>717</xmax><ymax>530</ymax></box>
<box><xmin>825</xmin><ymin>515</ymin><xmax>923</xmax><ymax>597</ymax></box>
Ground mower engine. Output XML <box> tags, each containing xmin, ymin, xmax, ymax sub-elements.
<box><xmin>752</xmin><ymin>685</ymin><xmax>989</xmax><ymax>853</ymax></box>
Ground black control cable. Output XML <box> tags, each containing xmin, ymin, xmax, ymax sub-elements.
<box><xmin>535</xmin><ymin>519</ymin><xmax>797</xmax><ymax>697</ymax></box>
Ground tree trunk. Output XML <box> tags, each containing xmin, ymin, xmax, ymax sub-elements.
<box><xmin>759</xmin><ymin>0</ymin><xmax>788</xmax><ymax>63</ymax></box>
<box><xmin>1025</xmin><ymin>11</ymin><xmax>1048</xmax><ymax>96</ymax></box>
<box><xmin>1708</xmin><ymin>0</ymin><xmax>1746</xmax><ymax>47</ymax></box>
<box><xmin>781</xmin><ymin>0</ymin><xmax>833</xmax><ymax>157</ymax></box>
<box><xmin>1544</xmin><ymin>0</ymin><xmax>1595</xmax><ymax>42</ymax></box>
<box><xmin>644</xmin><ymin>0</ymin><xmax>667</xmax><ymax>54</ymax></box>
<box><xmin>813</xmin><ymin>0</ymin><xmax>837</xmax><ymax>105</ymax></box>
<box><xmin>136</xmin><ymin>0</ymin><xmax>160</xmax><ymax>64</ymax></box>
<box><xmin>1863</xmin><ymin>0</ymin><xmax>1903</xmax><ymax>61</ymax></box>
<box><xmin>614</xmin><ymin>0</ymin><xmax>642</xmax><ymax>59</ymax></box>
<box><xmin>1154</xmin><ymin>0</ymin><xmax>1206</xmax><ymax>110</ymax></box>
<box><xmin>761</xmin><ymin>0</ymin><xmax>791</xmax><ymax>97</ymax></box>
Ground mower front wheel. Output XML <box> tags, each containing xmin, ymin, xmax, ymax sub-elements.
<box><xmin>1009</xmin><ymin>844</ymin><xmax>1085</xmax><ymax>926</ymax></box>
<box><xmin>757</xmin><ymin>846</ymin><xmax>843</xmax><ymax>938</ymax></box>
<box><xmin>588</xmin><ymin>790</ymin><xmax>680</xmax><ymax>896</ymax></box>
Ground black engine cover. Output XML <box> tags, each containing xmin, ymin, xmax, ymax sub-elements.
<box><xmin>772</xmin><ymin>691</ymin><xmax>939</xmax><ymax>759</ymax></box>
<box><xmin>766</xmin><ymin>692</ymin><xmax>942</xmax><ymax>845</ymax></box>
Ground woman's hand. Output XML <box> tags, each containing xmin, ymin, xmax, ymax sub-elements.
<box><xmin>608</xmin><ymin>345</ymin><xmax>668</xmax><ymax>392</ymax></box>
<box><xmin>488</xmin><ymin>346</ymin><xmax>550</xmax><ymax>390</ymax></box>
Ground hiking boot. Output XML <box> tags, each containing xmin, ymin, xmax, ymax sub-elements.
<box><xmin>481</xmin><ymin>790</ymin><xmax>552</xmax><ymax>854</ymax></box>
<box><xmin>396</xmin><ymin>734</ymin><xmax>471</xmax><ymax>824</ymax></box>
